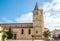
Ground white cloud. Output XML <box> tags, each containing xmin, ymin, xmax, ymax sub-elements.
<box><xmin>2</xmin><ymin>17</ymin><xmax>13</xmax><ymax>23</ymax></box>
<box><xmin>52</xmin><ymin>0</ymin><xmax>60</xmax><ymax>3</ymax></box>
<box><xmin>0</xmin><ymin>22</ymin><xmax>3</xmax><ymax>23</ymax></box>
<box><xmin>44</xmin><ymin>13</ymin><xmax>60</xmax><ymax>31</ymax></box>
<box><xmin>53</xmin><ymin>3</ymin><xmax>60</xmax><ymax>11</ymax></box>
<box><xmin>42</xmin><ymin>2</ymin><xmax>53</xmax><ymax>12</ymax></box>
<box><xmin>44</xmin><ymin>12</ymin><xmax>51</xmax><ymax>17</ymax></box>
<box><xmin>2</xmin><ymin>12</ymin><xmax>33</xmax><ymax>23</ymax></box>
<box><xmin>15</xmin><ymin>12</ymin><xmax>33</xmax><ymax>23</ymax></box>
<box><xmin>42</xmin><ymin>0</ymin><xmax>60</xmax><ymax>12</ymax></box>
<box><xmin>43</xmin><ymin>0</ymin><xmax>60</xmax><ymax>31</ymax></box>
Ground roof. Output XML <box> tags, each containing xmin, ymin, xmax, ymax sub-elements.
<box><xmin>34</xmin><ymin>2</ymin><xmax>39</xmax><ymax>10</ymax></box>
<box><xmin>0</xmin><ymin>23</ymin><xmax>33</xmax><ymax>28</ymax></box>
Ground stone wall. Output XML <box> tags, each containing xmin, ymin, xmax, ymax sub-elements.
<box><xmin>5</xmin><ymin>40</ymin><xmax>44</xmax><ymax>41</ymax></box>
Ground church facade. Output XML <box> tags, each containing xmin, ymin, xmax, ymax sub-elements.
<box><xmin>0</xmin><ymin>3</ymin><xmax>45</xmax><ymax>40</ymax></box>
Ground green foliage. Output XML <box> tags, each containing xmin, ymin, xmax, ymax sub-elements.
<box><xmin>43</xmin><ymin>30</ymin><xmax>51</xmax><ymax>38</ymax></box>
<box><xmin>31</xmin><ymin>35</ymin><xmax>35</xmax><ymax>37</ymax></box>
<box><xmin>0</xmin><ymin>31</ymin><xmax>2</xmax><ymax>33</ymax></box>
<box><xmin>2</xmin><ymin>33</ymin><xmax>8</xmax><ymax>39</ymax></box>
<box><xmin>6</xmin><ymin>27</ymin><xmax>13</xmax><ymax>39</ymax></box>
<box><xmin>31</xmin><ymin>35</ymin><xmax>35</xmax><ymax>41</ymax></box>
<box><xmin>58</xmin><ymin>34</ymin><xmax>60</xmax><ymax>39</ymax></box>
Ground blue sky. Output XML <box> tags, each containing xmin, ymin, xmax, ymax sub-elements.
<box><xmin>0</xmin><ymin>0</ymin><xmax>60</xmax><ymax>31</ymax></box>
<box><xmin>0</xmin><ymin>0</ymin><xmax>52</xmax><ymax>22</ymax></box>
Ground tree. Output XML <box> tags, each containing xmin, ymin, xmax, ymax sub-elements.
<box><xmin>58</xmin><ymin>34</ymin><xmax>60</xmax><ymax>39</ymax></box>
<box><xmin>0</xmin><ymin>31</ymin><xmax>2</xmax><ymax>33</ymax></box>
<box><xmin>31</xmin><ymin>35</ymin><xmax>35</xmax><ymax>41</ymax></box>
<box><xmin>6</xmin><ymin>27</ymin><xmax>13</xmax><ymax>39</ymax></box>
<box><xmin>43</xmin><ymin>30</ymin><xmax>51</xmax><ymax>39</ymax></box>
<box><xmin>2</xmin><ymin>33</ymin><xmax>8</xmax><ymax>41</ymax></box>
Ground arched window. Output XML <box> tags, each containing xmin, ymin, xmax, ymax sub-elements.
<box><xmin>21</xmin><ymin>29</ymin><xmax>24</xmax><ymax>34</ymax></box>
<box><xmin>36</xmin><ymin>30</ymin><xmax>38</xmax><ymax>34</ymax></box>
<box><xmin>28</xmin><ymin>29</ymin><xmax>31</xmax><ymax>34</ymax></box>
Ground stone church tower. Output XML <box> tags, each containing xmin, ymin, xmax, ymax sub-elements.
<box><xmin>33</xmin><ymin>3</ymin><xmax>44</xmax><ymax>39</ymax></box>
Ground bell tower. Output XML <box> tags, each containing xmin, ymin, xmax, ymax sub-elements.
<box><xmin>33</xmin><ymin>2</ymin><xmax>44</xmax><ymax>39</ymax></box>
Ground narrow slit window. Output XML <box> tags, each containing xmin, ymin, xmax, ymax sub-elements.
<box><xmin>36</xmin><ymin>31</ymin><xmax>38</xmax><ymax>34</ymax></box>
<box><xmin>28</xmin><ymin>29</ymin><xmax>31</xmax><ymax>34</ymax></box>
<box><xmin>21</xmin><ymin>29</ymin><xmax>24</xmax><ymax>34</ymax></box>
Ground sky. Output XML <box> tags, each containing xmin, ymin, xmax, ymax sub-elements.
<box><xmin>0</xmin><ymin>0</ymin><xmax>60</xmax><ymax>31</ymax></box>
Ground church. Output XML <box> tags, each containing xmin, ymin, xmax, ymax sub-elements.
<box><xmin>0</xmin><ymin>3</ymin><xmax>45</xmax><ymax>40</ymax></box>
